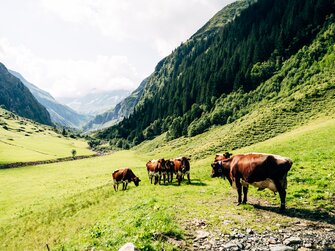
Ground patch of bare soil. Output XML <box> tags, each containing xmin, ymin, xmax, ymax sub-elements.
<box><xmin>182</xmin><ymin>204</ymin><xmax>335</xmax><ymax>251</ymax></box>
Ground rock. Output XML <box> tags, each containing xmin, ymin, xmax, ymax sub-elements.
<box><xmin>303</xmin><ymin>243</ymin><xmax>313</xmax><ymax>248</ymax></box>
<box><xmin>195</xmin><ymin>230</ymin><xmax>209</xmax><ymax>240</ymax></box>
<box><xmin>246</xmin><ymin>228</ymin><xmax>254</xmax><ymax>235</ymax></box>
<box><xmin>223</xmin><ymin>242</ymin><xmax>240</xmax><ymax>250</ymax></box>
<box><xmin>118</xmin><ymin>242</ymin><xmax>139</xmax><ymax>251</ymax></box>
<box><xmin>269</xmin><ymin>244</ymin><xmax>294</xmax><ymax>251</ymax></box>
<box><xmin>297</xmin><ymin>248</ymin><xmax>311</xmax><ymax>251</ymax></box>
<box><xmin>268</xmin><ymin>237</ymin><xmax>277</xmax><ymax>244</ymax></box>
<box><xmin>283</xmin><ymin>237</ymin><xmax>302</xmax><ymax>245</ymax></box>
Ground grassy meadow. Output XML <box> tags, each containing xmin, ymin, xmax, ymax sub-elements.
<box><xmin>0</xmin><ymin>108</ymin><xmax>94</xmax><ymax>164</ymax></box>
<box><xmin>0</xmin><ymin>116</ymin><xmax>334</xmax><ymax>250</ymax></box>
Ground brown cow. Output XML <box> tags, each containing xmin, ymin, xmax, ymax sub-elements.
<box><xmin>211</xmin><ymin>153</ymin><xmax>292</xmax><ymax>211</ymax></box>
<box><xmin>112</xmin><ymin>168</ymin><xmax>141</xmax><ymax>191</ymax></box>
<box><xmin>164</xmin><ymin>159</ymin><xmax>175</xmax><ymax>183</ymax></box>
<box><xmin>173</xmin><ymin>157</ymin><xmax>191</xmax><ymax>185</ymax></box>
<box><xmin>146</xmin><ymin>159</ymin><xmax>165</xmax><ymax>185</ymax></box>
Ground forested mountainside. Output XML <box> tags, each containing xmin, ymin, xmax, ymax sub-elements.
<box><xmin>98</xmin><ymin>0</ymin><xmax>335</xmax><ymax>147</ymax></box>
<box><xmin>84</xmin><ymin>78</ymin><xmax>147</xmax><ymax>131</ymax></box>
<box><xmin>0</xmin><ymin>63</ymin><xmax>52</xmax><ymax>126</ymax></box>
<box><xmin>9</xmin><ymin>70</ymin><xmax>90</xmax><ymax>129</ymax></box>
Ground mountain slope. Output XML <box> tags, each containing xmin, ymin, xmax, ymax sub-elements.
<box><xmin>9</xmin><ymin>70</ymin><xmax>91</xmax><ymax>129</ymax></box>
<box><xmin>0</xmin><ymin>63</ymin><xmax>52</xmax><ymax>126</ymax></box>
<box><xmin>83</xmin><ymin>78</ymin><xmax>147</xmax><ymax>131</ymax></box>
<box><xmin>98</xmin><ymin>0</ymin><xmax>335</xmax><ymax>146</ymax></box>
<box><xmin>0</xmin><ymin>107</ymin><xmax>94</xmax><ymax>164</ymax></box>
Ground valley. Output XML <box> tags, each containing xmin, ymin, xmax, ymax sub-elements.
<box><xmin>0</xmin><ymin>117</ymin><xmax>334</xmax><ymax>250</ymax></box>
<box><xmin>1</xmin><ymin>0</ymin><xmax>335</xmax><ymax>250</ymax></box>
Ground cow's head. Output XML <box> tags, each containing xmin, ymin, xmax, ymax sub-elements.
<box><xmin>165</xmin><ymin>159</ymin><xmax>174</xmax><ymax>170</ymax></box>
<box><xmin>181</xmin><ymin>157</ymin><xmax>190</xmax><ymax>173</ymax></box>
<box><xmin>211</xmin><ymin>161</ymin><xmax>222</xmax><ymax>177</ymax></box>
<box><xmin>215</xmin><ymin>152</ymin><xmax>232</xmax><ymax>162</ymax></box>
<box><xmin>158</xmin><ymin>158</ymin><xmax>166</xmax><ymax>172</ymax></box>
<box><xmin>133</xmin><ymin>177</ymin><xmax>141</xmax><ymax>186</ymax></box>
<box><xmin>211</xmin><ymin>161</ymin><xmax>229</xmax><ymax>178</ymax></box>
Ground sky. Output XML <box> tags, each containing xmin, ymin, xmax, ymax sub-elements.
<box><xmin>0</xmin><ymin>0</ymin><xmax>235</xmax><ymax>99</ymax></box>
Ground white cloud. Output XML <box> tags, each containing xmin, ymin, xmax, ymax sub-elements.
<box><xmin>40</xmin><ymin>0</ymin><xmax>230</xmax><ymax>56</ymax></box>
<box><xmin>0</xmin><ymin>0</ymin><xmax>235</xmax><ymax>100</ymax></box>
<box><xmin>0</xmin><ymin>38</ymin><xmax>139</xmax><ymax>98</ymax></box>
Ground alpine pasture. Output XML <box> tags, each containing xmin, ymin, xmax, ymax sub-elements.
<box><xmin>0</xmin><ymin>115</ymin><xmax>334</xmax><ymax>250</ymax></box>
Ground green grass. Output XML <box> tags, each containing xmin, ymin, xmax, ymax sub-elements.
<box><xmin>0</xmin><ymin>117</ymin><xmax>334</xmax><ymax>250</ymax></box>
<box><xmin>0</xmin><ymin>108</ymin><xmax>94</xmax><ymax>164</ymax></box>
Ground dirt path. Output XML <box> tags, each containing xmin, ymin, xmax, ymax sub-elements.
<box><xmin>183</xmin><ymin>202</ymin><xmax>335</xmax><ymax>251</ymax></box>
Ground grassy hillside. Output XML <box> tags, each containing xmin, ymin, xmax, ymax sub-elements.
<box><xmin>134</xmin><ymin>21</ymin><xmax>335</xmax><ymax>160</ymax></box>
<box><xmin>0</xmin><ymin>108</ymin><xmax>94</xmax><ymax>164</ymax></box>
<box><xmin>0</xmin><ymin>116</ymin><xmax>334</xmax><ymax>250</ymax></box>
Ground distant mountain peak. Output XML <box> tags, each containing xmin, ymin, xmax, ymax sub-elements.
<box><xmin>59</xmin><ymin>89</ymin><xmax>131</xmax><ymax>116</ymax></box>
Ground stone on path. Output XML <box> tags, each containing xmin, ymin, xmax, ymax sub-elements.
<box><xmin>270</xmin><ymin>244</ymin><xmax>294</xmax><ymax>251</ymax></box>
<box><xmin>119</xmin><ymin>242</ymin><xmax>139</xmax><ymax>251</ymax></box>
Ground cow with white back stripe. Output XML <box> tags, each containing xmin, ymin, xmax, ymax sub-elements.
<box><xmin>211</xmin><ymin>153</ymin><xmax>292</xmax><ymax>211</ymax></box>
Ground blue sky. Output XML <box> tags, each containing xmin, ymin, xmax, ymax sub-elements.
<box><xmin>0</xmin><ymin>0</ymin><xmax>234</xmax><ymax>99</ymax></box>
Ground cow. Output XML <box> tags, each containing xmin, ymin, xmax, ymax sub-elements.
<box><xmin>146</xmin><ymin>159</ymin><xmax>165</xmax><ymax>185</ymax></box>
<box><xmin>173</xmin><ymin>157</ymin><xmax>191</xmax><ymax>185</ymax></box>
<box><xmin>112</xmin><ymin>168</ymin><xmax>141</xmax><ymax>191</ymax></box>
<box><xmin>164</xmin><ymin>159</ymin><xmax>175</xmax><ymax>183</ymax></box>
<box><xmin>211</xmin><ymin>153</ymin><xmax>292</xmax><ymax>211</ymax></box>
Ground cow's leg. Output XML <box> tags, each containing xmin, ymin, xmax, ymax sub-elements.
<box><xmin>163</xmin><ymin>173</ymin><xmax>166</xmax><ymax>184</ymax></box>
<box><xmin>242</xmin><ymin>185</ymin><xmax>248</xmax><ymax>204</ymax></box>
<box><xmin>177</xmin><ymin>171</ymin><xmax>182</xmax><ymax>185</ymax></box>
<box><xmin>274</xmin><ymin>180</ymin><xmax>286</xmax><ymax>212</ymax></box>
<box><xmin>187</xmin><ymin>173</ymin><xmax>191</xmax><ymax>184</ymax></box>
<box><xmin>114</xmin><ymin>182</ymin><xmax>119</xmax><ymax>192</ymax></box>
<box><xmin>236</xmin><ymin>178</ymin><xmax>243</xmax><ymax>205</ymax></box>
<box><xmin>124</xmin><ymin>181</ymin><xmax>128</xmax><ymax>190</ymax></box>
